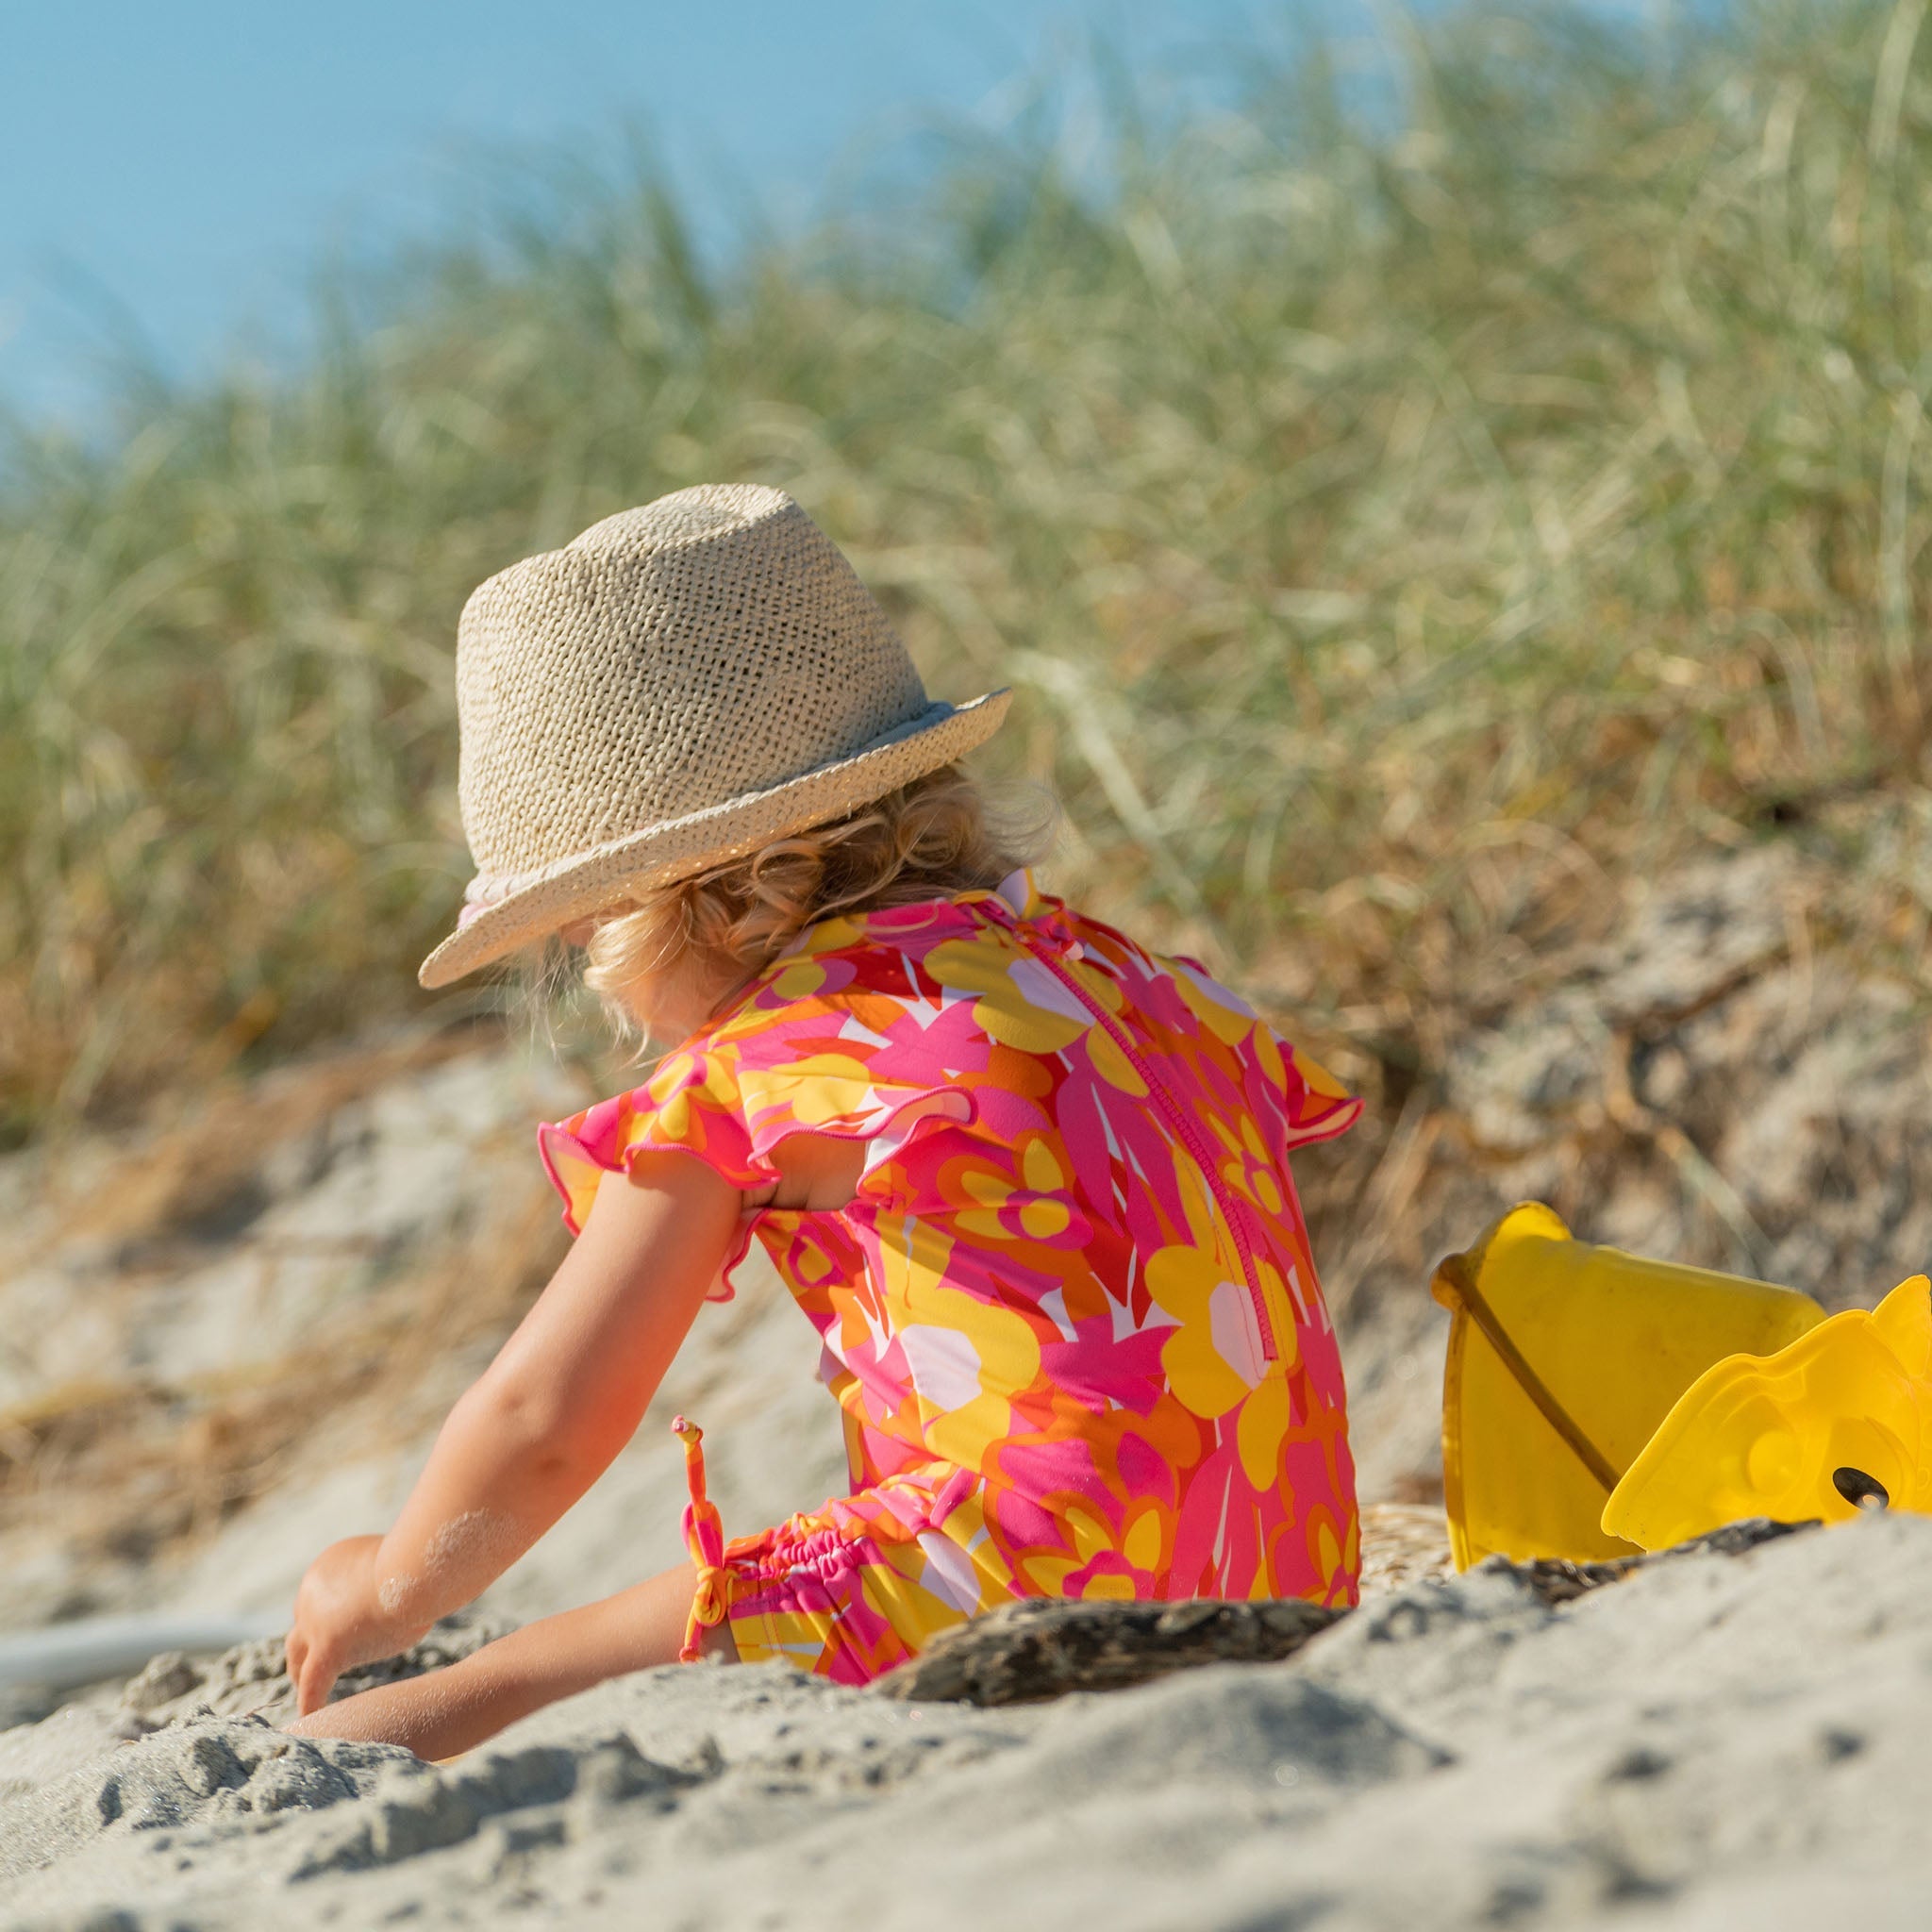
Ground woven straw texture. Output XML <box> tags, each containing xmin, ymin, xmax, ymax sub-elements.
<box><xmin>418</xmin><ymin>484</ymin><xmax>1008</xmax><ymax>988</ymax></box>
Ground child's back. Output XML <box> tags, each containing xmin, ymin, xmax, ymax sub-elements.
<box><xmin>542</xmin><ymin>870</ymin><xmax>1360</xmax><ymax>1681</ymax></box>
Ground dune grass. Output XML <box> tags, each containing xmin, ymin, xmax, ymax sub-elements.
<box><xmin>5</xmin><ymin>0</ymin><xmax>1932</xmax><ymax>1147</ymax></box>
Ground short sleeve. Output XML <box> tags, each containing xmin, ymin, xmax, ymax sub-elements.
<box><xmin>537</xmin><ymin>1045</ymin><xmax>765</xmax><ymax>1241</ymax></box>
<box><xmin>1162</xmin><ymin>951</ymin><xmax>1361</xmax><ymax>1155</ymax></box>
<box><xmin>1257</xmin><ymin>1028</ymin><xmax>1362</xmax><ymax>1152</ymax></box>
<box><xmin>536</xmin><ymin>991</ymin><xmax>976</xmax><ymax>1249</ymax></box>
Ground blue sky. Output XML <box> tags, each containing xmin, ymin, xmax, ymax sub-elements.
<box><xmin>2</xmin><ymin>0</ymin><xmax>1324</xmax><ymax>424</ymax></box>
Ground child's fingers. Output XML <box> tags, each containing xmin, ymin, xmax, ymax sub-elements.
<box><xmin>298</xmin><ymin>1662</ymin><xmax>333</xmax><ymax>1715</ymax></box>
<box><xmin>297</xmin><ymin>1648</ymin><xmax>340</xmax><ymax>1716</ymax></box>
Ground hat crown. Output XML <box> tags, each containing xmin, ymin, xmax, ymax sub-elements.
<box><xmin>456</xmin><ymin>484</ymin><xmax>929</xmax><ymax>879</ymax></box>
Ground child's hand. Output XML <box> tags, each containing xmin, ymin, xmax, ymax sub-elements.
<box><xmin>280</xmin><ymin>1150</ymin><xmax>738</xmax><ymax>1719</ymax></box>
<box><xmin>286</xmin><ymin>1535</ymin><xmax>426</xmax><ymax>1715</ymax></box>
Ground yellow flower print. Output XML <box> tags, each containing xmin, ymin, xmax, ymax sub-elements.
<box><xmin>860</xmin><ymin>1561</ymin><xmax>966</xmax><ymax>1650</ymax></box>
<box><xmin>1297</xmin><ymin>1048</ymin><xmax>1351</xmax><ymax>1101</ymax></box>
<box><xmin>1207</xmin><ymin>1113</ymin><xmax>1289</xmax><ymax>1218</ymax></box>
<box><xmin>790</xmin><ymin>1230</ymin><xmax>837</xmax><ymax>1288</ymax></box>
<box><xmin>1254</xmin><ymin>1025</ymin><xmax>1351</xmax><ymax>1107</ymax></box>
<box><xmin>750</xmin><ymin>1054</ymin><xmax>876</xmax><ymax>1127</ymax></box>
<box><xmin>796</xmin><ymin>912</ymin><xmax>864</xmax><ymax>955</ymax></box>
<box><xmin>1021</xmin><ymin>1138</ymin><xmax>1062</xmax><ymax>1192</ymax></box>
<box><xmin>1122</xmin><ymin>1504</ymin><xmax>1166</xmax><ymax>1574</ymax></box>
<box><xmin>1144</xmin><ymin>1241</ymin><xmax>1269</xmax><ymax>1420</ymax></box>
<box><xmin>950</xmin><ymin>1139</ymin><xmax>1082</xmax><ymax>1245</ymax></box>
<box><xmin>644</xmin><ymin>1051</ymin><xmax>692</xmax><ymax>1093</ymax></box>
<box><xmin>1252</xmin><ymin>1027</ymin><xmax>1285</xmax><ymax>1092</ymax></box>
<box><xmin>1017</xmin><ymin>1551</ymin><xmax>1086</xmax><ymax>1594</ymax></box>
<box><xmin>1060</xmin><ymin>1500</ymin><xmax>1117</xmax><ymax>1563</ymax></box>
<box><xmin>830</xmin><ymin>1276</ymin><xmax>891</xmax><ymax>1366</ymax></box>
<box><xmin>1086</xmin><ymin>1024</ymin><xmax>1149</xmax><ymax>1097</ymax></box>
<box><xmin>1173</xmin><ymin>960</ymin><xmax>1258</xmax><ymax>1046</ymax></box>
<box><xmin>952</xmin><ymin>1166</ymin><xmax>1014</xmax><ymax>1242</ymax></box>
<box><xmin>1235</xmin><ymin>1371</ymin><xmax>1291</xmax><ymax>1491</ymax></box>
<box><xmin>1173</xmin><ymin>1153</ymin><xmax>1225</xmax><ymax>1253</ymax></box>
<box><xmin>1315</xmin><ymin>1516</ymin><xmax>1345</xmax><ymax>1592</ymax></box>
<box><xmin>926</xmin><ymin>938</ymin><xmax>1090</xmax><ymax>1055</ymax></box>
<box><xmin>874</xmin><ymin>1225</ymin><xmax>1043</xmax><ymax>1465</ymax></box>
<box><xmin>651</xmin><ymin>1088</ymin><xmax>697</xmax><ymax>1145</ymax></box>
<box><xmin>641</xmin><ymin>1052</ymin><xmax>742</xmax><ymax>1148</ymax></box>
<box><xmin>768</xmin><ymin>958</ymin><xmax>827</xmax><ymax>1002</ymax></box>
<box><xmin>1017</xmin><ymin>1139</ymin><xmax>1074</xmax><ymax>1236</ymax></box>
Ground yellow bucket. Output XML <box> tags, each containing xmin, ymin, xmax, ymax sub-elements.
<box><xmin>1432</xmin><ymin>1203</ymin><xmax>1825</xmax><ymax>1569</ymax></box>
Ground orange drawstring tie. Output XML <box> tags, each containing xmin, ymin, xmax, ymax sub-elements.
<box><xmin>672</xmin><ymin>1415</ymin><xmax>728</xmax><ymax>1662</ymax></box>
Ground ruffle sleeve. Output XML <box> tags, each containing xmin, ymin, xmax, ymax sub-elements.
<box><xmin>1163</xmin><ymin>950</ymin><xmax>1361</xmax><ymax>1155</ymax></box>
<box><xmin>536</xmin><ymin>993</ymin><xmax>978</xmax><ymax>1294</ymax></box>
<box><xmin>1259</xmin><ymin>1028</ymin><xmax>1362</xmax><ymax>1152</ymax></box>
<box><xmin>537</xmin><ymin>1048</ymin><xmax>764</xmax><ymax>1244</ymax></box>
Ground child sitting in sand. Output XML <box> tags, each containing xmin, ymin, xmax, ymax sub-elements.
<box><xmin>286</xmin><ymin>484</ymin><xmax>1362</xmax><ymax>1758</ymax></box>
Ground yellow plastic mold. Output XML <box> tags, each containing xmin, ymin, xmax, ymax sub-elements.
<box><xmin>1432</xmin><ymin>1203</ymin><xmax>1826</xmax><ymax>1570</ymax></box>
<box><xmin>1601</xmin><ymin>1274</ymin><xmax>1932</xmax><ymax>1551</ymax></box>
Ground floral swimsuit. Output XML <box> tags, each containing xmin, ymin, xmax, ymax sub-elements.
<box><xmin>539</xmin><ymin>872</ymin><xmax>1361</xmax><ymax>1684</ymax></box>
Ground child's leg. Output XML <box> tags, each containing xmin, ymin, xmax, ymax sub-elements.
<box><xmin>286</xmin><ymin>1560</ymin><xmax>736</xmax><ymax>1761</ymax></box>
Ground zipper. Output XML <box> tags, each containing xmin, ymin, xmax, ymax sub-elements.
<box><xmin>1021</xmin><ymin>938</ymin><xmax>1278</xmax><ymax>1362</ymax></box>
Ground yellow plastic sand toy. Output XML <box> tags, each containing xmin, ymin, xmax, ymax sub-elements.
<box><xmin>1601</xmin><ymin>1274</ymin><xmax>1932</xmax><ymax>1551</ymax></box>
<box><xmin>1433</xmin><ymin>1204</ymin><xmax>1826</xmax><ymax>1569</ymax></box>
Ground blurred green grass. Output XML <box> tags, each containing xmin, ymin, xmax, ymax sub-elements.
<box><xmin>6</xmin><ymin>0</ymin><xmax>1932</xmax><ymax>1146</ymax></box>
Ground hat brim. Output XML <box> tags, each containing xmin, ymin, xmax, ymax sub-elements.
<box><xmin>417</xmin><ymin>688</ymin><xmax>1012</xmax><ymax>989</ymax></box>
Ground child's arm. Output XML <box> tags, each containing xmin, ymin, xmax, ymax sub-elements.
<box><xmin>285</xmin><ymin>1146</ymin><xmax>741</xmax><ymax>1714</ymax></box>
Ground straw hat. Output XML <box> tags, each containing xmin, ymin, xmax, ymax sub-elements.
<box><xmin>418</xmin><ymin>484</ymin><xmax>1010</xmax><ymax>989</ymax></box>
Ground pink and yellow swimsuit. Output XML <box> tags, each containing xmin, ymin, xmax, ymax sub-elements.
<box><xmin>539</xmin><ymin>872</ymin><xmax>1361</xmax><ymax>1684</ymax></box>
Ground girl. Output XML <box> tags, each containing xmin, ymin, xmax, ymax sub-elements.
<box><xmin>286</xmin><ymin>484</ymin><xmax>1361</xmax><ymax>1759</ymax></box>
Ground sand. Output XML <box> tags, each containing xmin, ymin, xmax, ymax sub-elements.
<box><xmin>2</xmin><ymin>1513</ymin><xmax>1927</xmax><ymax>1929</ymax></box>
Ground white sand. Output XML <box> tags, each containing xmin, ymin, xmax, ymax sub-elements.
<box><xmin>2</xmin><ymin>1513</ymin><xmax>1926</xmax><ymax>1929</ymax></box>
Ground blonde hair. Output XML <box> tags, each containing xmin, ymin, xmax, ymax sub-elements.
<box><xmin>575</xmin><ymin>765</ymin><xmax>1050</xmax><ymax>1049</ymax></box>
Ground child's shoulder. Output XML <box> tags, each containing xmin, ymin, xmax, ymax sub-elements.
<box><xmin>703</xmin><ymin>873</ymin><xmax>1039</xmax><ymax>1019</ymax></box>
<box><xmin>694</xmin><ymin>875</ymin><xmax>1255</xmax><ymax>1073</ymax></box>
